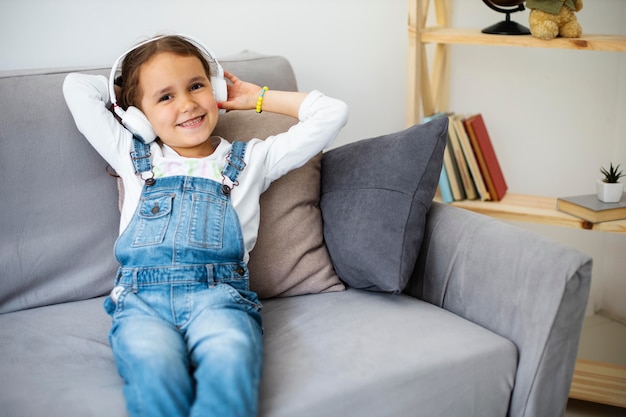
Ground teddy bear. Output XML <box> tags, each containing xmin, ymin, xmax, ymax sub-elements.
<box><xmin>525</xmin><ymin>0</ymin><xmax>583</xmax><ymax>40</ymax></box>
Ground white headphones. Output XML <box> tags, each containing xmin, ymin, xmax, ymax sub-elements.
<box><xmin>108</xmin><ymin>34</ymin><xmax>227</xmax><ymax>144</ymax></box>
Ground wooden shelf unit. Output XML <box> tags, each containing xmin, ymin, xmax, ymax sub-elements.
<box><xmin>409</xmin><ymin>0</ymin><xmax>626</xmax><ymax>407</ymax></box>
<box><xmin>408</xmin><ymin>0</ymin><xmax>626</xmax><ymax>235</ymax></box>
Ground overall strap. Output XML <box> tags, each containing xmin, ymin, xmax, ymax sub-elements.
<box><xmin>221</xmin><ymin>141</ymin><xmax>247</xmax><ymax>195</ymax></box>
<box><xmin>130</xmin><ymin>136</ymin><xmax>153</xmax><ymax>176</ymax></box>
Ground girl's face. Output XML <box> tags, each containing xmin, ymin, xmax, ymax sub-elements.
<box><xmin>138</xmin><ymin>52</ymin><xmax>219</xmax><ymax>157</ymax></box>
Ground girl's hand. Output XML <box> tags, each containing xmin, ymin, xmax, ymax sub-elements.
<box><xmin>218</xmin><ymin>71</ymin><xmax>262</xmax><ymax>111</ymax></box>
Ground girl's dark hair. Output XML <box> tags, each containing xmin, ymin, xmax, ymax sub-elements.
<box><xmin>118</xmin><ymin>36</ymin><xmax>213</xmax><ymax>110</ymax></box>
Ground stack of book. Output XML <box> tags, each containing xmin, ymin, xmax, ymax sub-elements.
<box><xmin>424</xmin><ymin>112</ymin><xmax>508</xmax><ymax>204</ymax></box>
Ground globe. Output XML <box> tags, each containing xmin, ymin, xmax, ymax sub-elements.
<box><xmin>482</xmin><ymin>0</ymin><xmax>531</xmax><ymax>35</ymax></box>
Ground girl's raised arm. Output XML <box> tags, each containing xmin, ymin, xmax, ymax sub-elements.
<box><xmin>218</xmin><ymin>71</ymin><xmax>307</xmax><ymax>119</ymax></box>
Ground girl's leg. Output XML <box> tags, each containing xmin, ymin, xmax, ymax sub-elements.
<box><xmin>186</xmin><ymin>284</ymin><xmax>264</xmax><ymax>417</ymax></box>
<box><xmin>107</xmin><ymin>293</ymin><xmax>194</xmax><ymax>417</ymax></box>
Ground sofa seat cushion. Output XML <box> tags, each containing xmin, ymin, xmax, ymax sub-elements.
<box><xmin>260</xmin><ymin>289</ymin><xmax>517</xmax><ymax>417</ymax></box>
<box><xmin>0</xmin><ymin>297</ymin><xmax>127</xmax><ymax>417</ymax></box>
<box><xmin>0</xmin><ymin>290</ymin><xmax>516</xmax><ymax>417</ymax></box>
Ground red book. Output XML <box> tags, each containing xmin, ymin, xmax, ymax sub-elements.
<box><xmin>463</xmin><ymin>114</ymin><xmax>508</xmax><ymax>201</ymax></box>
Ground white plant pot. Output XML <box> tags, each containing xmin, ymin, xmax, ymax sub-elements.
<box><xmin>596</xmin><ymin>180</ymin><xmax>624</xmax><ymax>203</ymax></box>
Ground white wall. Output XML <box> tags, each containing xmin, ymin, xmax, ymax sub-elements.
<box><xmin>0</xmin><ymin>0</ymin><xmax>409</xmax><ymax>148</ymax></box>
<box><xmin>2</xmin><ymin>0</ymin><xmax>625</xmax><ymax>317</ymax></box>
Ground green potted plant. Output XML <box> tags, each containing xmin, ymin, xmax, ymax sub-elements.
<box><xmin>597</xmin><ymin>162</ymin><xmax>624</xmax><ymax>203</ymax></box>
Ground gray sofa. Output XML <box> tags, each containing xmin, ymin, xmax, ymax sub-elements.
<box><xmin>0</xmin><ymin>51</ymin><xmax>591</xmax><ymax>417</ymax></box>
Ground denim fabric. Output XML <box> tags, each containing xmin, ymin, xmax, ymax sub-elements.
<box><xmin>114</xmin><ymin>176</ymin><xmax>247</xmax><ymax>267</ymax></box>
<box><xmin>105</xmin><ymin>142</ymin><xmax>263</xmax><ymax>417</ymax></box>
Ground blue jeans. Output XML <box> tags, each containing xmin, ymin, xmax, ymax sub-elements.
<box><xmin>104</xmin><ymin>274</ymin><xmax>262</xmax><ymax>417</ymax></box>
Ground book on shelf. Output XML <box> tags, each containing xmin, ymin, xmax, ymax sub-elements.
<box><xmin>463</xmin><ymin>114</ymin><xmax>508</xmax><ymax>201</ymax></box>
<box><xmin>452</xmin><ymin>114</ymin><xmax>490</xmax><ymax>201</ymax></box>
<box><xmin>443</xmin><ymin>134</ymin><xmax>465</xmax><ymax>200</ymax></box>
<box><xmin>447</xmin><ymin>115</ymin><xmax>477</xmax><ymax>200</ymax></box>
<box><xmin>557</xmin><ymin>193</ymin><xmax>626</xmax><ymax>223</ymax></box>
<box><xmin>438</xmin><ymin>167</ymin><xmax>454</xmax><ymax>203</ymax></box>
<box><xmin>423</xmin><ymin>112</ymin><xmax>464</xmax><ymax>202</ymax></box>
<box><xmin>423</xmin><ymin>113</ymin><xmax>451</xmax><ymax>202</ymax></box>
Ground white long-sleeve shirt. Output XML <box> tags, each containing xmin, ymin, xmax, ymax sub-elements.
<box><xmin>63</xmin><ymin>73</ymin><xmax>348</xmax><ymax>262</ymax></box>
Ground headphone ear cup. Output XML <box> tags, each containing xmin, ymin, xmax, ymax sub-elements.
<box><xmin>211</xmin><ymin>75</ymin><xmax>228</xmax><ymax>113</ymax></box>
<box><xmin>121</xmin><ymin>106</ymin><xmax>157</xmax><ymax>144</ymax></box>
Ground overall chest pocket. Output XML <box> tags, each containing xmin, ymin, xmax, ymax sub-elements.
<box><xmin>187</xmin><ymin>193</ymin><xmax>226</xmax><ymax>249</ymax></box>
<box><xmin>132</xmin><ymin>193</ymin><xmax>175</xmax><ymax>247</ymax></box>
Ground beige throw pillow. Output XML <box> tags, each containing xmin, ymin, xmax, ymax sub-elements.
<box><xmin>213</xmin><ymin>110</ymin><xmax>345</xmax><ymax>299</ymax></box>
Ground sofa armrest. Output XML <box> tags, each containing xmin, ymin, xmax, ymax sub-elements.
<box><xmin>406</xmin><ymin>203</ymin><xmax>592</xmax><ymax>417</ymax></box>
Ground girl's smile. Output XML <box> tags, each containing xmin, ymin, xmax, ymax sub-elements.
<box><xmin>178</xmin><ymin>115</ymin><xmax>205</xmax><ymax>128</ymax></box>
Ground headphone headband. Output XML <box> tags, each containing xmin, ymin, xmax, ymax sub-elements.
<box><xmin>108</xmin><ymin>34</ymin><xmax>224</xmax><ymax>108</ymax></box>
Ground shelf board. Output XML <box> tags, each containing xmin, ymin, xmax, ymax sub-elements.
<box><xmin>446</xmin><ymin>193</ymin><xmax>626</xmax><ymax>234</ymax></box>
<box><xmin>419</xmin><ymin>28</ymin><xmax>626</xmax><ymax>52</ymax></box>
<box><xmin>570</xmin><ymin>359</ymin><xmax>626</xmax><ymax>408</ymax></box>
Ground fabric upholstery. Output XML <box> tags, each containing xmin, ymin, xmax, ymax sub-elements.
<box><xmin>0</xmin><ymin>67</ymin><xmax>119</xmax><ymax>314</ymax></box>
<box><xmin>260</xmin><ymin>289</ymin><xmax>516</xmax><ymax>417</ymax></box>
<box><xmin>320</xmin><ymin>118</ymin><xmax>447</xmax><ymax>293</ymax></box>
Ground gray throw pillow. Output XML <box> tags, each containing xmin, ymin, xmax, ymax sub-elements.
<box><xmin>320</xmin><ymin>118</ymin><xmax>448</xmax><ymax>293</ymax></box>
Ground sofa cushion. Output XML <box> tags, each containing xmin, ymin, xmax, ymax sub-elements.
<box><xmin>260</xmin><ymin>289</ymin><xmax>516</xmax><ymax>417</ymax></box>
<box><xmin>213</xmin><ymin>110</ymin><xmax>344</xmax><ymax>299</ymax></box>
<box><xmin>320</xmin><ymin>118</ymin><xmax>447</xmax><ymax>293</ymax></box>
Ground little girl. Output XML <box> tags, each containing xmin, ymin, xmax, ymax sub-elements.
<box><xmin>63</xmin><ymin>34</ymin><xmax>348</xmax><ymax>417</ymax></box>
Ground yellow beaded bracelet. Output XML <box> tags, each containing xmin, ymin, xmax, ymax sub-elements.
<box><xmin>255</xmin><ymin>86</ymin><xmax>269</xmax><ymax>113</ymax></box>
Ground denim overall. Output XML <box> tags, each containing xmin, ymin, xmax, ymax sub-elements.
<box><xmin>104</xmin><ymin>138</ymin><xmax>263</xmax><ymax>417</ymax></box>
